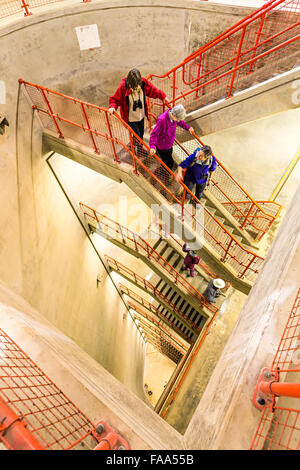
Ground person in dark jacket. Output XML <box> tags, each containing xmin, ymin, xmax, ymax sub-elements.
<box><xmin>108</xmin><ymin>69</ymin><xmax>167</xmax><ymax>141</ymax></box>
<box><xmin>180</xmin><ymin>243</ymin><xmax>200</xmax><ymax>277</ymax></box>
<box><xmin>203</xmin><ymin>278</ymin><xmax>225</xmax><ymax>303</ymax></box>
<box><xmin>175</xmin><ymin>145</ymin><xmax>217</xmax><ymax>202</ymax></box>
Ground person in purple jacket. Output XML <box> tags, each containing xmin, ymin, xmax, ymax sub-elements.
<box><xmin>149</xmin><ymin>104</ymin><xmax>194</xmax><ymax>173</ymax></box>
<box><xmin>181</xmin><ymin>243</ymin><xmax>200</xmax><ymax>278</ymax></box>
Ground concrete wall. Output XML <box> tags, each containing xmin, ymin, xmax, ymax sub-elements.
<box><xmin>0</xmin><ymin>280</ymin><xmax>184</xmax><ymax>450</ymax></box>
<box><xmin>187</xmin><ymin>68</ymin><xmax>300</xmax><ymax>137</ymax></box>
<box><xmin>11</xmin><ymin>88</ymin><xmax>147</xmax><ymax>399</ymax></box>
<box><xmin>184</xmin><ymin>183</ymin><xmax>300</xmax><ymax>449</ymax></box>
<box><xmin>0</xmin><ymin>0</ymin><xmax>253</xmax><ymax>399</ymax></box>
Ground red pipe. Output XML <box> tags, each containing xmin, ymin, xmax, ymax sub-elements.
<box><xmin>0</xmin><ymin>397</ymin><xmax>45</xmax><ymax>450</ymax></box>
<box><xmin>259</xmin><ymin>381</ymin><xmax>300</xmax><ymax>399</ymax></box>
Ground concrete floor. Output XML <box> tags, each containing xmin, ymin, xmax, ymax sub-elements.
<box><xmin>143</xmin><ymin>344</ymin><xmax>176</xmax><ymax>408</ymax></box>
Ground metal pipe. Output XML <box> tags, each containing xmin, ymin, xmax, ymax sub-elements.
<box><xmin>259</xmin><ymin>381</ymin><xmax>300</xmax><ymax>399</ymax></box>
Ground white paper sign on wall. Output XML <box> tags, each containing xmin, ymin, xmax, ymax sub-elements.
<box><xmin>75</xmin><ymin>24</ymin><xmax>101</xmax><ymax>50</ymax></box>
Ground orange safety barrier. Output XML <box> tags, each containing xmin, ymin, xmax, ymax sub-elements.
<box><xmin>155</xmin><ymin>306</ymin><xmax>219</xmax><ymax>418</ymax></box>
<box><xmin>250</xmin><ymin>288</ymin><xmax>300</xmax><ymax>450</ymax></box>
<box><xmin>0</xmin><ymin>329</ymin><xmax>130</xmax><ymax>450</ymax></box>
<box><xmin>105</xmin><ymin>254</ymin><xmax>207</xmax><ymax>332</ymax></box>
<box><xmin>19</xmin><ymin>79</ymin><xmax>265</xmax><ymax>283</ymax></box>
<box><xmin>121</xmin><ymin>285</ymin><xmax>195</xmax><ymax>343</ymax></box>
<box><xmin>128</xmin><ymin>302</ymin><xmax>188</xmax><ymax>354</ymax></box>
<box><xmin>148</xmin><ymin>0</ymin><xmax>300</xmax><ymax>115</ymax></box>
<box><xmin>80</xmin><ymin>202</ymin><xmax>218</xmax><ymax>312</ymax></box>
<box><xmin>147</xmin><ymin>107</ymin><xmax>282</xmax><ymax>241</ymax></box>
<box><xmin>0</xmin><ymin>0</ymin><xmax>65</xmax><ymax>18</ymax></box>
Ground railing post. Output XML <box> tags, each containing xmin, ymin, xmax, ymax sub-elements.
<box><xmin>80</xmin><ymin>103</ymin><xmax>99</xmax><ymax>154</ymax></box>
<box><xmin>172</xmin><ymin>71</ymin><xmax>176</xmax><ymax>107</ymax></box>
<box><xmin>104</xmin><ymin>111</ymin><xmax>119</xmax><ymax>163</ymax></box>
<box><xmin>240</xmin><ymin>201</ymin><xmax>255</xmax><ymax>230</ymax></box>
<box><xmin>119</xmin><ymin>225</ymin><xmax>126</xmax><ymax>245</ymax></box>
<box><xmin>239</xmin><ymin>254</ymin><xmax>257</xmax><ymax>279</ymax></box>
<box><xmin>221</xmin><ymin>238</ymin><xmax>233</xmax><ymax>263</ymax></box>
<box><xmin>195</xmin><ymin>53</ymin><xmax>203</xmax><ymax>99</ymax></box>
<box><xmin>129</xmin><ymin>132</ymin><xmax>138</xmax><ymax>175</ymax></box>
<box><xmin>40</xmin><ymin>88</ymin><xmax>64</xmax><ymax>138</ymax></box>
<box><xmin>181</xmin><ymin>188</ymin><xmax>185</xmax><ymax>221</ymax></box>
<box><xmin>133</xmin><ymin>234</ymin><xmax>138</xmax><ymax>252</ymax></box>
<box><xmin>21</xmin><ymin>1</ymin><xmax>32</xmax><ymax>16</ymax></box>
<box><xmin>227</xmin><ymin>26</ymin><xmax>246</xmax><ymax>98</ymax></box>
<box><xmin>248</xmin><ymin>12</ymin><xmax>266</xmax><ymax>74</ymax></box>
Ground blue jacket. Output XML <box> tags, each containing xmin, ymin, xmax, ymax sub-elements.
<box><xmin>179</xmin><ymin>147</ymin><xmax>217</xmax><ymax>184</ymax></box>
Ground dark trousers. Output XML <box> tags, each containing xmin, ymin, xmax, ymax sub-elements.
<box><xmin>184</xmin><ymin>177</ymin><xmax>207</xmax><ymax>202</ymax></box>
<box><xmin>128</xmin><ymin>119</ymin><xmax>145</xmax><ymax>157</ymax></box>
<box><xmin>155</xmin><ymin>148</ymin><xmax>174</xmax><ymax>187</ymax></box>
<box><xmin>128</xmin><ymin>119</ymin><xmax>144</xmax><ymax>141</ymax></box>
<box><xmin>156</xmin><ymin>148</ymin><xmax>174</xmax><ymax>171</ymax></box>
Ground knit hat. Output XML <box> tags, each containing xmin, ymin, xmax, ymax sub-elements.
<box><xmin>171</xmin><ymin>104</ymin><xmax>186</xmax><ymax>121</ymax></box>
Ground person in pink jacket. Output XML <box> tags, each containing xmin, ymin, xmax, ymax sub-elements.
<box><xmin>149</xmin><ymin>104</ymin><xmax>194</xmax><ymax>172</ymax></box>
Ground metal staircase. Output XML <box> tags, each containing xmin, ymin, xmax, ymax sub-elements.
<box><xmin>21</xmin><ymin>78</ymin><xmax>270</xmax><ymax>288</ymax></box>
<box><xmin>147</xmin><ymin>0</ymin><xmax>300</xmax><ymax>117</ymax></box>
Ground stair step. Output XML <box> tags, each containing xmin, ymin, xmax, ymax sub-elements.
<box><xmin>196</xmin><ymin>315</ymin><xmax>207</xmax><ymax>329</ymax></box>
<box><xmin>159</xmin><ymin>283</ymin><xmax>172</xmax><ymax>297</ymax></box>
<box><xmin>155</xmin><ymin>278</ymin><xmax>165</xmax><ymax>290</ymax></box>
<box><xmin>190</xmin><ymin>309</ymin><xmax>200</xmax><ymax>323</ymax></box>
<box><xmin>152</xmin><ymin>238</ymin><xmax>167</xmax><ymax>253</ymax></box>
<box><xmin>159</xmin><ymin>243</ymin><xmax>171</xmax><ymax>258</ymax></box>
<box><xmin>168</xmin><ymin>290</ymin><xmax>181</xmax><ymax>304</ymax></box>
<box><xmin>214</xmin><ymin>215</ymin><xmax>226</xmax><ymax>225</ymax></box>
<box><xmin>187</xmin><ymin>307</ymin><xmax>197</xmax><ymax>320</ymax></box>
<box><xmin>204</xmin><ymin>204</ymin><xmax>217</xmax><ymax>216</ymax></box>
<box><xmin>162</xmin><ymin>246</ymin><xmax>175</xmax><ymax>262</ymax></box>
<box><xmin>167</xmin><ymin>252</ymin><xmax>181</xmax><ymax>268</ymax></box>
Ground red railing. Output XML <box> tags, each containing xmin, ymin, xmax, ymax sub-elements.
<box><xmin>129</xmin><ymin>301</ymin><xmax>190</xmax><ymax>354</ymax></box>
<box><xmin>0</xmin><ymin>0</ymin><xmax>207</xmax><ymax>19</ymax></box>
<box><xmin>0</xmin><ymin>329</ymin><xmax>130</xmax><ymax>450</ymax></box>
<box><xmin>105</xmin><ymin>255</ymin><xmax>205</xmax><ymax>333</ymax></box>
<box><xmin>80</xmin><ymin>202</ymin><xmax>218</xmax><ymax>313</ymax></box>
<box><xmin>170</xmin><ymin>128</ymin><xmax>282</xmax><ymax>241</ymax></box>
<box><xmin>121</xmin><ymin>285</ymin><xmax>194</xmax><ymax>343</ymax></box>
<box><xmin>155</xmin><ymin>302</ymin><xmax>220</xmax><ymax>418</ymax></box>
<box><xmin>148</xmin><ymin>0</ymin><xmax>300</xmax><ymax>115</ymax></box>
<box><xmin>0</xmin><ymin>0</ymin><xmax>65</xmax><ymax>18</ymax></box>
<box><xmin>20</xmin><ymin>79</ymin><xmax>265</xmax><ymax>283</ymax></box>
<box><xmin>132</xmin><ymin>316</ymin><xmax>187</xmax><ymax>361</ymax></box>
<box><xmin>250</xmin><ymin>287</ymin><xmax>300</xmax><ymax>450</ymax></box>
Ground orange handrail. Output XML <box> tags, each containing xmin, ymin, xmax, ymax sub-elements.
<box><xmin>20</xmin><ymin>79</ymin><xmax>265</xmax><ymax>282</ymax></box>
<box><xmin>105</xmin><ymin>255</ymin><xmax>205</xmax><ymax>332</ymax></box>
<box><xmin>80</xmin><ymin>202</ymin><xmax>218</xmax><ymax>313</ymax></box>
<box><xmin>123</xmin><ymin>288</ymin><xmax>194</xmax><ymax>342</ymax></box>
<box><xmin>129</xmin><ymin>302</ymin><xmax>190</xmax><ymax>352</ymax></box>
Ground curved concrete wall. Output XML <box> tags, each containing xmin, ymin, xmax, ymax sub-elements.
<box><xmin>0</xmin><ymin>0</ymin><xmax>254</xmax><ymax>399</ymax></box>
